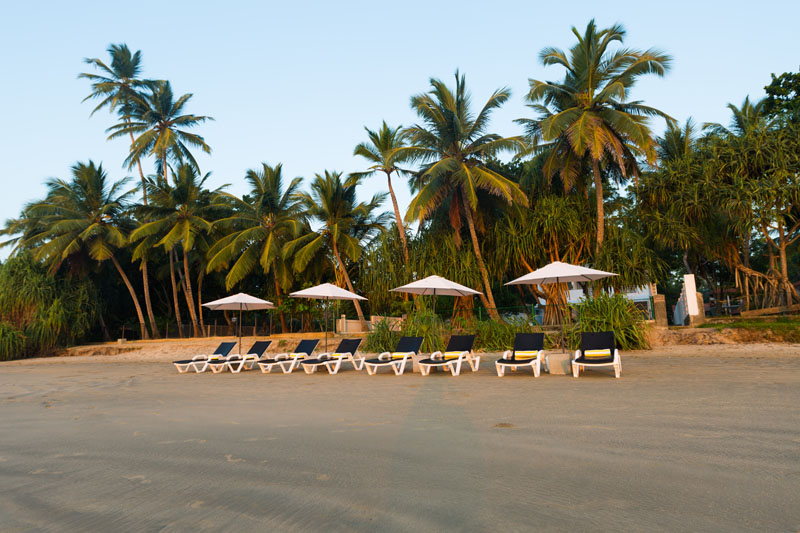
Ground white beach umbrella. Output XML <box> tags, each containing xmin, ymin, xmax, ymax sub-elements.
<box><xmin>290</xmin><ymin>283</ymin><xmax>367</xmax><ymax>352</ymax></box>
<box><xmin>505</xmin><ymin>262</ymin><xmax>617</xmax><ymax>351</ymax></box>
<box><xmin>202</xmin><ymin>293</ymin><xmax>275</xmax><ymax>354</ymax></box>
<box><xmin>391</xmin><ymin>276</ymin><xmax>482</xmax><ymax>347</ymax></box>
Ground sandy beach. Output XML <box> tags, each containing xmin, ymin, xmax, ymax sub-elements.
<box><xmin>1</xmin><ymin>341</ymin><xmax>799</xmax><ymax>531</ymax></box>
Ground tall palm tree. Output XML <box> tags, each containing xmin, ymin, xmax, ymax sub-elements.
<box><xmin>15</xmin><ymin>161</ymin><xmax>149</xmax><ymax>339</ymax></box>
<box><xmin>132</xmin><ymin>164</ymin><xmax>224</xmax><ymax>337</ymax></box>
<box><xmin>402</xmin><ymin>71</ymin><xmax>527</xmax><ymax>319</ymax></box>
<box><xmin>80</xmin><ymin>43</ymin><xmax>160</xmax><ymax>338</ymax></box>
<box><xmin>518</xmin><ymin>19</ymin><xmax>672</xmax><ymax>254</ymax></box>
<box><xmin>352</xmin><ymin>122</ymin><xmax>412</xmax><ymax>264</ymax></box>
<box><xmin>108</xmin><ymin>80</ymin><xmax>212</xmax><ymax>185</ymax></box>
<box><xmin>286</xmin><ymin>171</ymin><xmax>389</xmax><ymax>331</ymax></box>
<box><xmin>207</xmin><ymin>163</ymin><xmax>304</xmax><ymax>332</ymax></box>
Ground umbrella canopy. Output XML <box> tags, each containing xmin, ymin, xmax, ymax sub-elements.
<box><xmin>202</xmin><ymin>293</ymin><xmax>275</xmax><ymax>355</ymax></box>
<box><xmin>390</xmin><ymin>275</ymin><xmax>482</xmax><ymax>297</ymax></box>
<box><xmin>505</xmin><ymin>261</ymin><xmax>617</xmax><ymax>286</ymax></box>
<box><xmin>290</xmin><ymin>283</ymin><xmax>366</xmax><ymax>301</ymax></box>
<box><xmin>505</xmin><ymin>262</ymin><xmax>617</xmax><ymax>352</ymax></box>
<box><xmin>290</xmin><ymin>283</ymin><xmax>366</xmax><ymax>352</ymax></box>
<box><xmin>202</xmin><ymin>293</ymin><xmax>275</xmax><ymax>310</ymax></box>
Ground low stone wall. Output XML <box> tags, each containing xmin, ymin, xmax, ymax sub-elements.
<box><xmin>648</xmin><ymin>326</ymin><xmax>776</xmax><ymax>346</ymax></box>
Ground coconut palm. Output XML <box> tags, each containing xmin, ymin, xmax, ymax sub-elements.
<box><xmin>206</xmin><ymin>163</ymin><xmax>304</xmax><ymax>332</ymax></box>
<box><xmin>286</xmin><ymin>171</ymin><xmax>389</xmax><ymax>330</ymax></box>
<box><xmin>14</xmin><ymin>161</ymin><xmax>149</xmax><ymax>339</ymax></box>
<box><xmin>518</xmin><ymin>19</ymin><xmax>672</xmax><ymax>254</ymax></box>
<box><xmin>352</xmin><ymin>122</ymin><xmax>412</xmax><ymax>264</ymax></box>
<box><xmin>132</xmin><ymin>164</ymin><xmax>225</xmax><ymax>337</ymax></box>
<box><xmin>80</xmin><ymin>44</ymin><xmax>161</xmax><ymax>337</ymax></box>
<box><xmin>402</xmin><ymin>71</ymin><xmax>527</xmax><ymax>319</ymax></box>
<box><xmin>108</xmin><ymin>80</ymin><xmax>212</xmax><ymax>185</ymax></box>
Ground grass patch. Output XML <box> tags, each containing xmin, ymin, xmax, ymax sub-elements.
<box><xmin>698</xmin><ymin>317</ymin><xmax>800</xmax><ymax>342</ymax></box>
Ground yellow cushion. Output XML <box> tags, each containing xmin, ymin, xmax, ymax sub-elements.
<box><xmin>443</xmin><ymin>351</ymin><xmax>464</xmax><ymax>360</ymax></box>
<box><xmin>290</xmin><ymin>353</ymin><xmax>307</xmax><ymax>358</ymax></box>
<box><xmin>514</xmin><ymin>350</ymin><xmax>538</xmax><ymax>359</ymax></box>
<box><xmin>391</xmin><ymin>352</ymin><xmax>409</xmax><ymax>360</ymax></box>
<box><xmin>584</xmin><ymin>349</ymin><xmax>611</xmax><ymax>359</ymax></box>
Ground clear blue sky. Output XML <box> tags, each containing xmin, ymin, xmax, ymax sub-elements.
<box><xmin>1</xmin><ymin>0</ymin><xmax>797</xmax><ymax>234</ymax></box>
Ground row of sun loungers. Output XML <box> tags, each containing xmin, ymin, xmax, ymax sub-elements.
<box><xmin>173</xmin><ymin>332</ymin><xmax>621</xmax><ymax>378</ymax></box>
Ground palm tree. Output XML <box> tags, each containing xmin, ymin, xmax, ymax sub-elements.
<box><xmin>207</xmin><ymin>163</ymin><xmax>304</xmax><ymax>332</ymax></box>
<box><xmin>518</xmin><ymin>19</ymin><xmax>672</xmax><ymax>254</ymax></box>
<box><xmin>132</xmin><ymin>164</ymin><xmax>224</xmax><ymax>337</ymax></box>
<box><xmin>352</xmin><ymin>122</ymin><xmax>412</xmax><ymax>264</ymax></box>
<box><xmin>108</xmin><ymin>80</ymin><xmax>212</xmax><ymax>185</ymax></box>
<box><xmin>286</xmin><ymin>171</ymin><xmax>389</xmax><ymax>331</ymax></box>
<box><xmin>402</xmin><ymin>71</ymin><xmax>527</xmax><ymax>319</ymax></box>
<box><xmin>15</xmin><ymin>161</ymin><xmax>149</xmax><ymax>339</ymax></box>
<box><xmin>80</xmin><ymin>43</ymin><xmax>160</xmax><ymax>338</ymax></box>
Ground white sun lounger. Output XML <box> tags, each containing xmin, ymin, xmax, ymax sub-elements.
<box><xmin>172</xmin><ymin>342</ymin><xmax>237</xmax><ymax>373</ymax></box>
<box><xmin>363</xmin><ymin>337</ymin><xmax>424</xmax><ymax>376</ymax></box>
<box><xmin>496</xmin><ymin>333</ymin><xmax>545</xmax><ymax>377</ymax></box>
<box><xmin>300</xmin><ymin>339</ymin><xmax>364</xmax><ymax>374</ymax></box>
<box><xmin>257</xmin><ymin>339</ymin><xmax>320</xmax><ymax>374</ymax></box>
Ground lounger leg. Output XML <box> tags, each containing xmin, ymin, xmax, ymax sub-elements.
<box><xmin>419</xmin><ymin>364</ymin><xmax>429</xmax><ymax>376</ymax></box>
<box><xmin>614</xmin><ymin>363</ymin><xmax>621</xmax><ymax>378</ymax></box>
<box><xmin>496</xmin><ymin>364</ymin><xmax>504</xmax><ymax>377</ymax></box>
<box><xmin>534</xmin><ymin>359</ymin><xmax>541</xmax><ymax>378</ymax></box>
<box><xmin>365</xmin><ymin>364</ymin><xmax>376</xmax><ymax>375</ymax></box>
<box><xmin>572</xmin><ymin>362</ymin><xmax>579</xmax><ymax>378</ymax></box>
<box><xmin>304</xmin><ymin>364</ymin><xmax>315</xmax><ymax>374</ymax></box>
<box><xmin>450</xmin><ymin>360</ymin><xmax>461</xmax><ymax>376</ymax></box>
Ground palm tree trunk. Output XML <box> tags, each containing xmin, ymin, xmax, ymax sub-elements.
<box><xmin>272</xmin><ymin>264</ymin><xmax>288</xmax><ymax>333</ymax></box>
<box><xmin>182</xmin><ymin>249</ymin><xmax>201</xmax><ymax>337</ymax></box>
<box><xmin>110</xmin><ymin>255</ymin><xmax>149</xmax><ymax>340</ymax></box>
<box><xmin>778</xmin><ymin>225</ymin><xmax>793</xmax><ymax>306</ymax></box>
<box><xmin>331</xmin><ymin>239</ymin><xmax>368</xmax><ymax>331</ymax></box>
<box><xmin>386</xmin><ymin>171</ymin><xmax>410</xmax><ymax>264</ymax></box>
<box><xmin>464</xmin><ymin>204</ymin><xmax>500</xmax><ymax>321</ymax></box>
<box><xmin>169</xmin><ymin>249</ymin><xmax>183</xmax><ymax>338</ymax></box>
<box><xmin>141</xmin><ymin>259</ymin><xmax>160</xmax><ymax>338</ymax></box>
<box><xmin>592</xmin><ymin>158</ymin><xmax>604</xmax><ymax>255</ymax></box>
<box><xmin>197</xmin><ymin>270</ymin><xmax>205</xmax><ymax>336</ymax></box>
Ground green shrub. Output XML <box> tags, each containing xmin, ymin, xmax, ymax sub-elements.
<box><xmin>363</xmin><ymin>319</ymin><xmax>401</xmax><ymax>353</ymax></box>
<box><xmin>0</xmin><ymin>321</ymin><xmax>25</xmax><ymax>361</ymax></box>
<box><xmin>474</xmin><ymin>317</ymin><xmax>534</xmax><ymax>351</ymax></box>
<box><xmin>567</xmin><ymin>293</ymin><xmax>650</xmax><ymax>350</ymax></box>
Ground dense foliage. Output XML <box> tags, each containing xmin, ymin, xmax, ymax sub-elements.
<box><xmin>568</xmin><ymin>294</ymin><xmax>650</xmax><ymax>350</ymax></box>
<box><xmin>1</xmin><ymin>25</ymin><xmax>798</xmax><ymax>359</ymax></box>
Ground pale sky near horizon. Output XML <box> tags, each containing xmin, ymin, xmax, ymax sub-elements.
<box><xmin>0</xmin><ymin>0</ymin><xmax>797</xmax><ymax>243</ymax></box>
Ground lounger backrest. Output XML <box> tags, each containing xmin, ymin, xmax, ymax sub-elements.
<box><xmin>395</xmin><ymin>336</ymin><xmax>424</xmax><ymax>354</ymax></box>
<box><xmin>215</xmin><ymin>342</ymin><xmax>237</xmax><ymax>357</ymax></box>
<box><xmin>246</xmin><ymin>341</ymin><xmax>271</xmax><ymax>357</ymax></box>
<box><xmin>513</xmin><ymin>333</ymin><xmax>544</xmax><ymax>358</ymax></box>
<box><xmin>445</xmin><ymin>335</ymin><xmax>475</xmax><ymax>353</ymax></box>
<box><xmin>580</xmin><ymin>331</ymin><xmax>615</xmax><ymax>355</ymax></box>
<box><xmin>335</xmin><ymin>338</ymin><xmax>362</xmax><ymax>355</ymax></box>
<box><xmin>294</xmin><ymin>339</ymin><xmax>320</xmax><ymax>355</ymax></box>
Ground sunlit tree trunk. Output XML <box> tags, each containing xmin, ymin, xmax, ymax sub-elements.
<box><xmin>182</xmin><ymin>249</ymin><xmax>201</xmax><ymax>337</ymax></box>
<box><xmin>110</xmin><ymin>255</ymin><xmax>149</xmax><ymax>340</ymax></box>
<box><xmin>592</xmin><ymin>158</ymin><xmax>604</xmax><ymax>254</ymax></box>
<box><xmin>272</xmin><ymin>264</ymin><xmax>288</xmax><ymax>333</ymax></box>
<box><xmin>464</xmin><ymin>203</ymin><xmax>500</xmax><ymax>320</ymax></box>
<box><xmin>331</xmin><ymin>238</ymin><xmax>368</xmax><ymax>331</ymax></box>
<box><xmin>169</xmin><ymin>249</ymin><xmax>183</xmax><ymax>338</ymax></box>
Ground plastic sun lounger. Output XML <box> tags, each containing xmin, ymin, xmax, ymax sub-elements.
<box><xmin>220</xmin><ymin>340</ymin><xmax>272</xmax><ymax>374</ymax></box>
<box><xmin>257</xmin><ymin>339</ymin><xmax>320</xmax><ymax>374</ymax></box>
<box><xmin>495</xmin><ymin>333</ymin><xmax>545</xmax><ymax>377</ymax></box>
<box><xmin>363</xmin><ymin>336</ymin><xmax>424</xmax><ymax>376</ymax></box>
<box><xmin>300</xmin><ymin>338</ymin><xmax>364</xmax><ymax>374</ymax></box>
<box><xmin>172</xmin><ymin>342</ymin><xmax>237</xmax><ymax>373</ymax></box>
<box><xmin>571</xmin><ymin>331</ymin><xmax>621</xmax><ymax>378</ymax></box>
<box><xmin>418</xmin><ymin>335</ymin><xmax>478</xmax><ymax>376</ymax></box>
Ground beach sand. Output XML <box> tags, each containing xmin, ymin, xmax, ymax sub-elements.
<box><xmin>1</xmin><ymin>341</ymin><xmax>798</xmax><ymax>531</ymax></box>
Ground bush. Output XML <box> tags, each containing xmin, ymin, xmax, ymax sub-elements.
<box><xmin>0</xmin><ymin>321</ymin><xmax>25</xmax><ymax>361</ymax></box>
<box><xmin>474</xmin><ymin>317</ymin><xmax>541</xmax><ymax>351</ymax></box>
<box><xmin>567</xmin><ymin>293</ymin><xmax>650</xmax><ymax>350</ymax></box>
<box><xmin>364</xmin><ymin>311</ymin><xmax>450</xmax><ymax>353</ymax></box>
<box><xmin>363</xmin><ymin>318</ymin><xmax>401</xmax><ymax>353</ymax></box>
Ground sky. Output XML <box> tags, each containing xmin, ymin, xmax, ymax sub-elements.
<box><xmin>0</xmin><ymin>0</ymin><xmax>797</xmax><ymax>243</ymax></box>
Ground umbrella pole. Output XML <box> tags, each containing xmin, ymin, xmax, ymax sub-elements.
<box><xmin>324</xmin><ymin>297</ymin><xmax>328</xmax><ymax>353</ymax></box>
<box><xmin>433</xmin><ymin>289</ymin><xmax>437</xmax><ymax>352</ymax></box>
<box><xmin>238</xmin><ymin>304</ymin><xmax>242</xmax><ymax>355</ymax></box>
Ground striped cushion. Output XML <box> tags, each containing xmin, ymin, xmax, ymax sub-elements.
<box><xmin>514</xmin><ymin>350</ymin><xmax>538</xmax><ymax>360</ymax></box>
<box><xmin>391</xmin><ymin>352</ymin><xmax>410</xmax><ymax>360</ymax></box>
<box><xmin>290</xmin><ymin>353</ymin><xmax>307</xmax><ymax>358</ymax></box>
<box><xmin>584</xmin><ymin>348</ymin><xmax>611</xmax><ymax>359</ymax></box>
<box><xmin>443</xmin><ymin>351</ymin><xmax>465</xmax><ymax>360</ymax></box>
